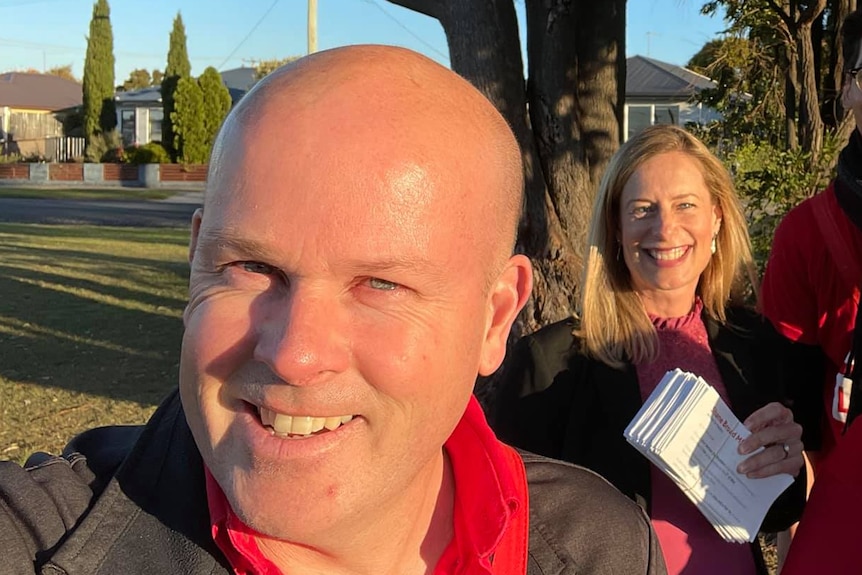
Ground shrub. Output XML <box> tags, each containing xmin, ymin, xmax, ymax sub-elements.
<box><xmin>124</xmin><ymin>141</ymin><xmax>171</xmax><ymax>164</ymax></box>
<box><xmin>724</xmin><ymin>132</ymin><xmax>842</xmax><ymax>273</ymax></box>
<box><xmin>85</xmin><ymin>130</ymin><xmax>123</xmax><ymax>163</ymax></box>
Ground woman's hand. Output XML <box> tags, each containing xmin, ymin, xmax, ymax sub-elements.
<box><xmin>736</xmin><ymin>402</ymin><xmax>804</xmax><ymax>479</ymax></box>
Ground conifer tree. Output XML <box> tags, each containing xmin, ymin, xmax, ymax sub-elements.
<box><xmin>162</xmin><ymin>12</ymin><xmax>191</xmax><ymax>161</ymax></box>
<box><xmin>172</xmin><ymin>76</ymin><xmax>206</xmax><ymax>164</ymax></box>
<box><xmin>198</xmin><ymin>66</ymin><xmax>232</xmax><ymax>155</ymax></box>
<box><xmin>82</xmin><ymin>0</ymin><xmax>116</xmax><ymax>146</ymax></box>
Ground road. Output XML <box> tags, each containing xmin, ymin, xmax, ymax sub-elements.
<box><xmin>0</xmin><ymin>192</ymin><xmax>202</xmax><ymax>227</ymax></box>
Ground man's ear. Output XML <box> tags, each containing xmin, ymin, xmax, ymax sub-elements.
<box><xmin>478</xmin><ymin>254</ymin><xmax>533</xmax><ymax>376</ymax></box>
<box><xmin>189</xmin><ymin>208</ymin><xmax>204</xmax><ymax>265</ymax></box>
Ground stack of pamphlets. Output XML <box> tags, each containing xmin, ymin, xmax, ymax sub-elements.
<box><xmin>624</xmin><ymin>368</ymin><xmax>794</xmax><ymax>543</ymax></box>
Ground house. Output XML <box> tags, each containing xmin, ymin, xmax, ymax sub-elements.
<box><xmin>625</xmin><ymin>55</ymin><xmax>720</xmax><ymax>141</ymax></box>
<box><xmin>115</xmin><ymin>66</ymin><xmax>255</xmax><ymax>147</ymax></box>
<box><xmin>114</xmin><ymin>86</ymin><xmax>164</xmax><ymax>147</ymax></box>
<box><xmin>0</xmin><ymin>72</ymin><xmax>82</xmax><ymax>157</ymax></box>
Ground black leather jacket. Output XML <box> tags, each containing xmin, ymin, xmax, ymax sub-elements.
<box><xmin>1</xmin><ymin>389</ymin><xmax>666</xmax><ymax>575</ymax></box>
<box><xmin>493</xmin><ymin>307</ymin><xmax>809</xmax><ymax>575</ymax></box>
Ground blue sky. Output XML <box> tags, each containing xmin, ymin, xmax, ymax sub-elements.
<box><xmin>0</xmin><ymin>0</ymin><xmax>726</xmax><ymax>80</ymax></box>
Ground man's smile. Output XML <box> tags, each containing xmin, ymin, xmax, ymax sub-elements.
<box><xmin>258</xmin><ymin>406</ymin><xmax>355</xmax><ymax>438</ymax></box>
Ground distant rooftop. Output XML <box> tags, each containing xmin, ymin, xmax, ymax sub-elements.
<box><xmin>0</xmin><ymin>72</ymin><xmax>82</xmax><ymax>111</ymax></box>
<box><xmin>115</xmin><ymin>85</ymin><xmax>162</xmax><ymax>104</ymax></box>
<box><xmin>626</xmin><ymin>55</ymin><xmax>715</xmax><ymax>99</ymax></box>
<box><xmin>220</xmin><ymin>67</ymin><xmax>256</xmax><ymax>92</ymax></box>
<box><xmin>114</xmin><ymin>67</ymin><xmax>254</xmax><ymax>106</ymax></box>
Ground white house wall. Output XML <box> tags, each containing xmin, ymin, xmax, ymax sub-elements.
<box><xmin>623</xmin><ymin>100</ymin><xmax>721</xmax><ymax>141</ymax></box>
<box><xmin>135</xmin><ymin>107</ymin><xmax>150</xmax><ymax>146</ymax></box>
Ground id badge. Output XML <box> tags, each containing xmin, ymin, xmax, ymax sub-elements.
<box><xmin>833</xmin><ymin>372</ymin><xmax>852</xmax><ymax>422</ymax></box>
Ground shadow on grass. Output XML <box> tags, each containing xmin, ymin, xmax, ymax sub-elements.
<box><xmin>0</xmin><ymin>236</ymin><xmax>189</xmax><ymax>407</ymax></box>
<box><xmin>0</xmin><ymin>222</ymin><xmax>194</xmax><ymax>245</ymax></box>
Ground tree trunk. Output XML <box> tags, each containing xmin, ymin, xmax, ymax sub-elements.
<box><xmin>387</xmin><ymin>0</ymin><xmax>625</xmax><ymax>333</ymax></box>
<box><xmin>778</xmin><ymin>1</ymin><xmax>801</xmax><ymax>149</ymax></box>
<box><xmin>800</xmin><ymin>23</ymin><xmax>826</xmax><ymax>154</ymax></box>
<box><xmin>524</xmin><ymin>0</ymin><xmax>625</xmax><ymax>327</ymax></box>
<box><xmin>798</xmin><ymin>1</ymin><xmax>828</xmax><ymax>156</ymax></box>
<box><xmin>823</xmin><ymin>0</ymin><xmax>845</xmax><ymax>129</ymax></box>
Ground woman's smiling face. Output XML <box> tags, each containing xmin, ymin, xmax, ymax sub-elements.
<box><xmin>618</xmin><ymin>150</ymin><xmax>722</xmax><ymax>317</ymax></box>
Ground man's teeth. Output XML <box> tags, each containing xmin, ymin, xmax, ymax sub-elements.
<box><xmin>649</xmin><ymin>247</ymin><xmax>687</xmax><ymax>261</ymax></box>
<box><xmin>258</xmin><ymin>407</ymin><xmax>353</xmax><ymax>437</ymax></box>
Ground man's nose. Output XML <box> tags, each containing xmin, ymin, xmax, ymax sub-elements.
<box><xmin>253</xmin><ymin>288</ymin><xmax>350</xmax><ymax>386</ymax></box>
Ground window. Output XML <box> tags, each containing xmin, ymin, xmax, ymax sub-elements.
<box><xmin>120</xmin><ymin>109</ymin><xmax>135</xmax><ymax>146</ymax></box>
<box><xmin>625</xmin><ymin>104</ymin><xmax>683</xmax><ymax>141</ymax></box>
<box><xmin>654</xmin><ymin>105</ymin><xmax>679</xmax><ymax>125</ymax></box>
<box><xmin>149</xmin><ymin>108</ymin><xmax>163</xmax><ymax>143</ymax></box>
<box><xmin>627</xmin><ymin>105</ymin><xmax>651</xmax><ymax>141</ymax></box>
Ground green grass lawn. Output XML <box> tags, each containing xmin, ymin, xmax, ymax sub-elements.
<box><xmin>0</xmin><ymin>187</ymin><xmax>179</xmax><ymax>200</ymax></box>
<box><xmin>0</xmin><ymin>223</ymin><xmax>189</xmax><ymax>464</ymax></box>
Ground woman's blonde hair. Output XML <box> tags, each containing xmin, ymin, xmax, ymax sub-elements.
<box><xmin>577</xmin><ymin>124</ymin><xmax>756</xmax><ymax>368</ymax></box>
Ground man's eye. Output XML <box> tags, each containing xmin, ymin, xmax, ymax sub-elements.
<box><xmin>678</xmin><ymin>202</ymin><xmax>695</xmax><ymax>210</ymax></box>
<box><xmin>240</xmin><ymin>261</ymin><xmax>277</xmax><ymax>275</ymax></box>
<box><xmin>368</xmin><ymin>277</ymin><xmax>399</xmax><ymax>291</ymax></box>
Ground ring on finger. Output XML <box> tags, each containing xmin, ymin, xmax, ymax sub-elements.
<box><xmin>782</xmin><ymin>443</ymin><xmax>790</xmax><ymax>459</ymax></box>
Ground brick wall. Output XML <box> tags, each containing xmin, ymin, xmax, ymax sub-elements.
<box><xmin>0</xmin><ymin>164</ymin><xmax>30</xmax><ymax>179</ymax></box>
<box><xmin>0</xmin><ymin>163</ymin><xmax>209</xmax><ymax>186</ymax></box>
<box><xmin>103</xmin><ymin>164</ymin><xmax>139</xmax><ymax>181</ymax></box>
<box><xmin>49</xmin><ymin>164</ymin><xmax>84</xmax><ymax>181</ymax></box>
<box><xmin>160</xmin><ymin>164</ymin><xmax>208</xmax><ymax>182</ymax></box>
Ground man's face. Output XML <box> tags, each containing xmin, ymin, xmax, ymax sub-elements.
<box><xmin>179</xmin><ymin>104</ymin><xmax>513</xmax><ymax>543</ymax></box>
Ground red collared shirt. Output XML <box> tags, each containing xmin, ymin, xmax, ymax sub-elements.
<box><xmin>205</xmin><ymin>396</ymin><xmax>527</xmax><ymax>574</ymax></box>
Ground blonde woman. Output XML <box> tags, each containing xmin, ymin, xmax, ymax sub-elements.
<box><xmin>494</xmin><ymin>125</ymin><xmax>806</xmax><ymax>574</ymax></box>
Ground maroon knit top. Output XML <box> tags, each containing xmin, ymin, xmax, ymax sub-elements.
<box><xmin>634</xmin><ymin>299</ymin><xmax>756</xmax><ymax>575</ymax></box>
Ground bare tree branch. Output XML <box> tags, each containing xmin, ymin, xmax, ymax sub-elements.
<box><xmin>764</xmin><ymin>0</ymin><xmax>794</xmax><ymax>28</ymax></box>
<box><xmin>799</xmin><ymin>0</ymin><xmax>827</xmax><ymax>26</ymax></box>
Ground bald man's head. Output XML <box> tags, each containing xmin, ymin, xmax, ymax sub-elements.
<box><xmin>205</xmin><ymin>45</ymin><xmax>523</xmax><ymax>267</ymax></box>
<box><xmin>181</xmin><ymin>48</ymin><xmax>533</xmax><ymax>545</ymax></box>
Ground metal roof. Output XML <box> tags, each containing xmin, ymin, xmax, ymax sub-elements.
<box><xmin>626</xmin><ymin>55</ymin><xmax>715</xmax><ymax>99</ymax></box>
<box><xmin>115</xmin><ymin>86</ymin><xmax>162</xmax><ymax>104</ymax></box>
<box><xmin>0</xmin><ymin>72</ymin><xmax>82</xmax><ymax>111</ymax></box>
<box><xmin>114</xmin><ymin>67</ymin><xmax>252</xmax><ymax>106</ymax></box>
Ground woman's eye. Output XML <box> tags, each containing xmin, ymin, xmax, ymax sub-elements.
<box><xmin>368</xmin><ymin>277</ymin><xmax>399</xmax><ymax>291</ymax></box>
<box><xmin>632</xmin><ymin>206</ymin><xmax>652</xmax><ymax>217</ymax></box>
<box><xmin>678</xmin><ymin>202</ymin><xmax>694</xmax><ymax>210</ymax></box>
<box><xmin>240</xmin><ymin>261</ymin><xmax>277</xmax><ymax>275</ymax></box>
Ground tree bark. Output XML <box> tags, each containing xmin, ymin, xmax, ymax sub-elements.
<box><xmin>778</xmin><ymin>1</ymin><xmax>801</xmax><ymax>149</ymax></box>
<box><xmin>387</xmin><ymin>0</ymin><xmax>626</xmax><ymax>333</ymax></box>
<box><xmin>798</xmin><ymin>1</ymin><xmax>828</xmax><ymax>156</ymax></box>
<box><xmin>524</xmin><ymin>0</ymin><xmax>625</xmax><ymax>327</ymax></box>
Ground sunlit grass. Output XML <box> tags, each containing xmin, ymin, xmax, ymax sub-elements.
<box><xmin>0</xmin><ymin>223</ymin><xmax>189</xmax><ymax>464</ymax></box>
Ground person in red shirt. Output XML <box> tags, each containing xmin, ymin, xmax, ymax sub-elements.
<box><xmin>0</xmin><ymin>46</ymin><xmax>666</xmax><ymax>575</ymax></box>
<box><xmin>760</xmin><ymin>8</ymin><xmax>862</xmax><ymax>569</ymax></box>
<box><xmin>781</xmin><ymin>418</ymin><xmax>862</xmax><ymax>575</ymax></box>
<box><xmin>762</xmin><ymin>8</ymin><xmax>862</xmax><ymax>473</ymax></box>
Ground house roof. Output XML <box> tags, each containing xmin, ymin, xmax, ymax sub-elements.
<box><xmin>0</xmin><ymin>72</ymin><xmax>82</xmax><ymax>111</ymax></box>
<box><xmin>115</xmin><ymin>68</ymin><xmax>253</xmax><ymax>107</ymax></box>
<box><xmin>220</xmin><ymin>67</ymin><xmax>256</xmax><ymax>92</ymax></box>
<box><xmin>115</xmin><ymin>86</ymin><xmax>162</xmax><ymax>105</ymax></box>
<box><xmin>626</xmin><ymin>55</ymin><xmax>715</xmax><ymax>99</ymax></box>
